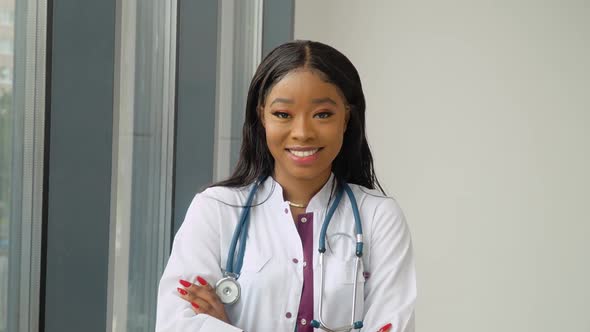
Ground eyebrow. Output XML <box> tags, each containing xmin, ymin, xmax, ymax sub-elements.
<box><xmin>270</xmin><ymin>98</ymin><xmax>295</xmax><ymax>106</ymax></box>
<box><xmin>269</xmin><ymin>97</ymin><xmax>338</xmax><ymax>106</ymax></box>
<box><xmin>311</xmin><ymin>97</ymin><xmax>337</xmax><ymax>106</ymax></box>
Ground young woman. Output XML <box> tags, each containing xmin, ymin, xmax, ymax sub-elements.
<box><xmin>156</xmin><ymin>40</ymin><xmax>416</xmax><ymax>332</ymax></box>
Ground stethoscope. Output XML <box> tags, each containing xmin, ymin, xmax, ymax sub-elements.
<box><xmin>215</xmin><ymin>177</ymin><xmax>365</xmax><ymax>331</ymax></box>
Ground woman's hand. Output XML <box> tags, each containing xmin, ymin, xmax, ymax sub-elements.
<box><xmin>177</xmin><ymin>276</ymin><xmax>230</xmax><ymax>324</ymax></box>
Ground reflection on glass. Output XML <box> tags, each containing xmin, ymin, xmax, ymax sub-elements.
<box><xmin>0</xmin><ymin>1</ymin><xmax>14</xmax><ymax>330</ymax></box>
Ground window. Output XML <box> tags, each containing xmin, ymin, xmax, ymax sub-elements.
<box><xmin>108</xmin><ymin>1</ymin><xmax>177</xmax><ymax>330</ymax></box>
<box><xmin>0</xmin><ymin>0</ymin><xmax>46</xmax><ymax>331</ymax></box>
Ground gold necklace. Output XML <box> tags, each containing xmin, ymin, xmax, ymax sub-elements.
<box><xmin>286</xmin><ymin>201</ymin><xmax>307</xmax><ymax>208</ymax></box>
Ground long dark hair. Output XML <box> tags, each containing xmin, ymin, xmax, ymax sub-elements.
<box><xmin>212</xmin><ymin>40</ymin><xmax>383</xmax><ymax>193</ymax></box>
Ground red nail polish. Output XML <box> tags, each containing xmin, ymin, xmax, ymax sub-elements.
<box><xmin>179</xmin><ymin>279</ymin><xmax>191</xmax><ymax>288</ymax></box>
<box><xmin>191</xmin><ymin>302</ymin><xmax>199</xmax><ymax>309</ymax></box>
<box><xmin>378</xmin><ymin>323</ymin><xmax>392</xmax><ymax>332</ymax></box>
<box><xmin>196</xmin><ymin>276</ymin><xmax>208</xmax><ymax>286</ymax></box>
<box><xmin>177</xmin><ymin>287</ymin><xmax>187</xmax><ymax>295</ymax></box>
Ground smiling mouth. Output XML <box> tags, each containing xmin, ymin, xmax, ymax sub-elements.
<box><xmin>286</xmin><ymin>148</ymin><xmax>322</xmax><ymax>158</ymax></box>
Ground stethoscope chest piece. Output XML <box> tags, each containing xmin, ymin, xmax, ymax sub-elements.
<box><xmin>215</xmin><ymin>275</ymin><xmax>241</xmax><ymax>305</ymax></box>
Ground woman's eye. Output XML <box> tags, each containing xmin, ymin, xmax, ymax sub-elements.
<box><xmin>314</xmin><ymin>111</ymin><xmax>333</xmax><ymax>119</ymax></box>
<box><xmin>272</xmin><ymin>111</ymin><xmax>290</xmax><ymax>119</ymax></box>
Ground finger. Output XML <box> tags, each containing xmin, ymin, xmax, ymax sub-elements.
<box><xmin>179</xmin><ymin>277</ymin><xmax>223</xmax><ymax>311</ymax></box>
<box><xmin>179</xmin><ymin>279</ymin><xmax>194</xmax><ymax>288</ymax></box>
<box><xmin>191</xmin><ymin>285</ymin><xmax>223</xmax><ymax>307</ymax></box>
<box><xmin>190</xmin><ymin>301</ymin><xmax>199</xmax><ymax>314</ymax></box>
<box><xmin>178</xmin><ymin>279</ymin><xmax>199</xmax><ymax>299</ymax></box>
<box><xmin>189</xmin><ymin>296</ymin><xmax>213</xmax><ymax>314</ymax></box>
<box><xmin>179</xmin><ymin>279</ymin><xmax>207</xmax><ymax>298</ymax></box>
<box><xmin>177</xmin><ymin>283</ymin><xmax>220</xmax><ymax>314</ymax></box>
<box><xmin>177</xmin><ymin>288</ymin><xmax>213</xmax><ymax>315</ymax></box>
<box><xmin>179</xmin><ymin>276</ymin><xmax>213</xmax><ymax>291</ymax></box>
<box><xmin>177</xmin><ymin>282</ymin><xmax>208</xmax><ymax>305</ymax></box>
<box><xmin>191</xmin><ymin>277</ymin><xmax>222</xmax><ymax>305</ymax></box>
<box><xmin>194</xmin><ymin>276</ymin><xmax>213</xmax><ymax>290</ymax></box>
<box><xmin>183</xmin><ymin>283</ymin><xmax>229</xmax><ymax>323</ymax></box>
<box><xmin>177</xmin><ymin>287</ymin><xmax>189</xmax><ymax>297</ymax></box>
<box><xmin>177</xmin><ymin>287</ymin><xmax>200</xmax><ymax>307</ymax></box>
<box><xmin>378</xmin><ymin>323</ymin><xmax>392</xmax><ymax>332</ymax></box>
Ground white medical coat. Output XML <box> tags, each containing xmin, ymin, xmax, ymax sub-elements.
<box><xmin>156</xmin><ymin>175</ymin><xmax>416</xmax><ymax>331</ymax></box>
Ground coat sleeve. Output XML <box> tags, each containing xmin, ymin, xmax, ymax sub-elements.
<box><xmin>361</xmin><ymin>198</ymin><xmax>417</xmax><ymax>332</ymax></box>
<box><xmin>155</xmin><ymin>193</ymin><xmax>243</xmax><ymax>332</ymax></box>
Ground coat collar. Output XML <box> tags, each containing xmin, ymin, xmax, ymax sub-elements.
<box><xmin>258</xmin><ymin>173</ymin><xmax>337</xmax><ymax>212</ymax></box>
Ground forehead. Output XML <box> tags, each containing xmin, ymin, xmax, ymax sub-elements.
<box><xmin>265</xmin><ymin>69</ymin><xmax>346</xmax><ymax>105</ymax></box>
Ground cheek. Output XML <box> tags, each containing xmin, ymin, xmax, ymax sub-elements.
<box><xmin>264</xmin><ymin>127</ymin><xmax>284</xmax><ymax>151</ymax></box>
<box><xmin>264</xmin><ymin>127</ymin><xmax>276</xmax><ymax>142</ymax></box>
<box><xmin>323</xmin><ymin>124</ymin><xmax>346</xmax><ymax>148</ymax></box>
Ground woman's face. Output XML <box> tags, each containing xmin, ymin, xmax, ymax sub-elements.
<box><xmin>261</xmin><ymin>69</ymin><xmax>349</xmax><ymax>183</ymax></box>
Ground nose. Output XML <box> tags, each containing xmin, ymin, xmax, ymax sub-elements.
<box><xmin>290</xmin><ymin>115</ymin><xmax>316</xmax><ymax>141</ymax></box>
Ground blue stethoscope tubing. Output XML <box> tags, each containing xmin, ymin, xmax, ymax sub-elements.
<box><xmin>215</xmin><ymin>177</ymin><xmax>364</xmax><ymax>331</ymax></box>
<box><xmin>313</xmin><ymin>184</ymin><xmax>364</xmax><ymax>332</ymax></box>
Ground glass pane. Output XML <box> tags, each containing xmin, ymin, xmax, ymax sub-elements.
<box><xmin>0</xmin><ymin>2</ymin><xmax>13</xmax><ymax>329</ymax></box>
<box><xmin>109</xmin><ymin>0</ymin><xmax>176</xmax><ymax>330</ymax></box>
<box><xmin>0</xmin><ymin>0</ymin><xmax>45</xmax><ymax>330</ymax></box>
<box><xmin>214</xmin><ymin>0</ymin><xmax>264</xmax><ymax>181</ymax></box>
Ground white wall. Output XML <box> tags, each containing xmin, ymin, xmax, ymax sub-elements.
<box><xmin>295</xmin><ymin>1</ymin><xmax>590</xmax><ymax>331</ymax></box>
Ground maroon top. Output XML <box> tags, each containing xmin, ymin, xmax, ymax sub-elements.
<box><xmin>295</xmin><ymin>212</ymin><xmax>314</xmax><ymax>331</ymax></box>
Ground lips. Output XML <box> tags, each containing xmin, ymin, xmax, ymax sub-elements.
<box><xmin>288</xmin><ymin>148</ymin><xmax>319</xmax><ymax>157</ymax></box>
<box><xmin>286</xmin><ymin>147</ymin><xmax>323</xmax><ymax>164</ymax></box>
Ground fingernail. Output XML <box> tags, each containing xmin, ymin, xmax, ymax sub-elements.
<box><xmin>378</xmin><ymin>323</ymin><xmax>392</xmax><ymax>332</ymax></box>
<box><xmin>196</xmin><ymin>276</ymin><xmax>208</xmax><ymax>286</ymax></box>
<box><xmin>177</xmin><ymin>287</ymin><xmax>187</xmax><ymax>295</ymax></box>
<box><xmin>191</xmin><ymin>302</ymin><xmax>199</xmax><ymax>309</ymax></box>
<box><xmin>179</xmin><ymin>279</ymin><xmax>191</xmax><ymax>288</ymax></box>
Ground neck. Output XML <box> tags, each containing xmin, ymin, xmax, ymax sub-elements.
<box><xmin>274</xmin><ymin>169</ymin><xmax>332</xmax><ymax>207</ymax></box>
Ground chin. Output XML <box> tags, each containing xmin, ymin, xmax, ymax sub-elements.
<box><xmin>284</xmin><ymin>166</ymin><xmax>331</xmax><ymax>182</ymax></box>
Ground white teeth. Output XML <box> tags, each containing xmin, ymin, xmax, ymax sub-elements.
<box><xmin>289</xmin><ymin>149</ymin><xmax>319</xmax><ymax>158</ymax></box>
